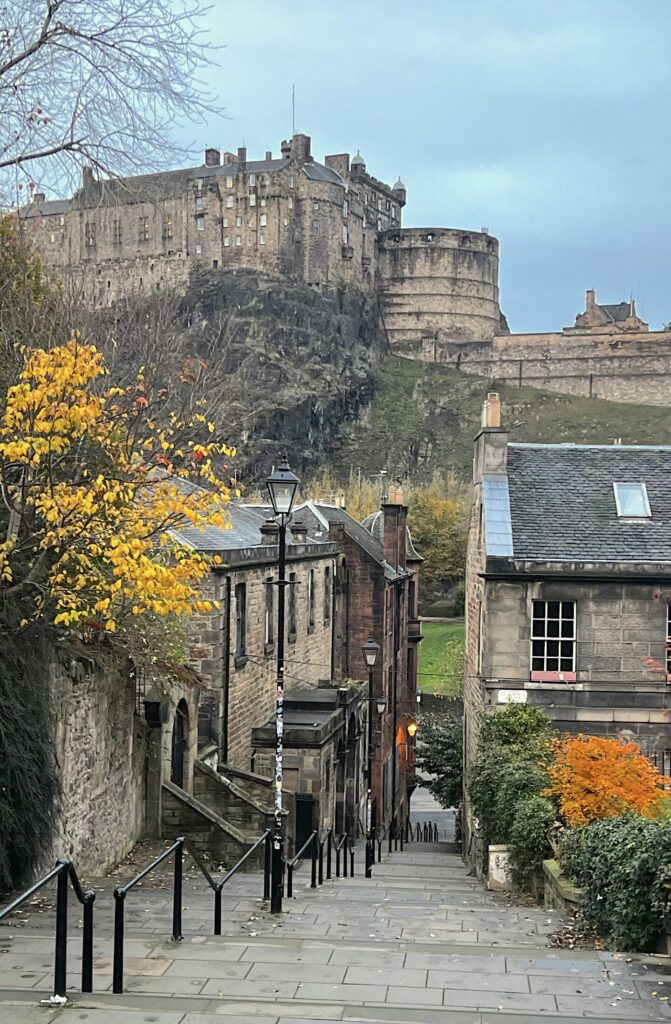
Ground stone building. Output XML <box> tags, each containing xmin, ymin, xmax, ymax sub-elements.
<box><xmin>294</xmin><ymin>497</ymin><xmax>423</xmax><ymax>838</ymax></box>
<box><xmin>464</xmin><ymin>393</ymin><xmax>671</xmax><ymax>860</ymax></box>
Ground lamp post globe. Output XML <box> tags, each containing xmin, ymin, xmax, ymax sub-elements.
<box><xmin>267</xmin><ymin>454</ymin><xmax>299</xmax><ymax>517</ymax></box>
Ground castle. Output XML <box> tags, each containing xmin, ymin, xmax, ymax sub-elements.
<box><xmin>18</xmin><ymin>132</ymin><xmax>671</xmax><ymax>407</ymax></box>
<box><xmin>17</xmin><ymin>132</ymin><xmax>505</xmax><ymax>344</ymax></box>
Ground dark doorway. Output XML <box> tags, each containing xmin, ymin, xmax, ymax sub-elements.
<box><xmin>295</xmin><ymin>794</ymin><xmax>316</xmax><ymax>855</ymax></box>
<box><xmin>171</xmin><ymin>699</ymin><xmax>189</xmax><ymax>787</ymax></box>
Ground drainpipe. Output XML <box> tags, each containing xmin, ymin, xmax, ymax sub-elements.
<box><xmin>389</xmin><ymin>577</ymin><xmax>402</xmax><ymax>848</ymax></box>
<box><xmin>221</xmin><ymin>575</ymin><xmax>232</xmax><ymax>763</ymax></box>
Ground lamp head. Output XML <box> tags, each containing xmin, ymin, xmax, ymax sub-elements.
<box><xmin>362</xmin><ymin>635</ymin><xmax>380</xmax><ymax>669</ymax></box>
<box><xmin>267</xmin><ymin>454</ymin><xmax>300</xmax><ymax>516</ymax></box>
<box><xmin>407</xmin><ymin>720</ymin><xmax>419</xmax><ymax>739</ymax></box>
<box><xmin>376</xmin><ymin>696</ymin><xmax>387</xmax><ymax>715</ymax></box>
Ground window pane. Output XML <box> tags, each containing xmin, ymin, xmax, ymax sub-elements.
<box><xmin>560</xmin><ymin>641</ymin><xmax>573</xmax><ymax>659</ymax></box>
<box><xmin>547</xmin><ymin>601</ymin><xmax>560</xmax><ymax>619</ymax></box>
<box><xmin>546</xmin><ymin>657</ymin><xmax>559</xmax><ymax>671</ymax></box>
<box><xmin>547</xmin><ymin>619</ymin><xmax>559</xmax><ymax>637</ymax></box>
<box><xmin>560</xmin><ymin>659</ymin><xmax>573</xmax><ymax>671</ymax></box>
<box><xmin>561</xmin><ymin>620</ymin><xmax>574</xmax><ymax>637</ymax></box>
<box><xmin>532</xmin><ymin>657</ymin><xmax>544</xmax><ymax>671</ymax></box>
<box><xmin>561</xmin><ymin>602</ymin><xmax>574</xmax><ymax>618</ymax></box>
<box><xmin>547</xmin><ymin>641</ymin><xmax>559</xmax><ymax>658</ymax></box>
<box><xmin>614</xmin><ymin>482</ymin><xmax>650</xmax><ymax>517</ymax></box>
<box><xmin>532</xmin><ymin>600</ymin><xmax>545</xmax><ymax>619</ymax></box>
<box><xmin>532</xmin><ymin>640</ymin><xmax>544</xmax><ymax>658</ymax></box>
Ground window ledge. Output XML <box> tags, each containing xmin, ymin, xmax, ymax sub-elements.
<box><xmin>234</xmin><ymin>654</ymin><xmax>249</xmax><ymax>670</ymax></box>
<box><xmin>264</xmin><ymin>642</ymin><xmax>274</xmax><ymax>658</ymax></box>
<box><xmin>530</xmin><ymin>671</ymin><xmax>576</xmax><ymax>683</ymax></box>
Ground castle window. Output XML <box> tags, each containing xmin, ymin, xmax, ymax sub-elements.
<box><xmin>288</xmin><ymin>196</ymin><xmax>293</xmax><ymax>209</ymax></box>
<box><xmin>342</xmin><ymin>223</ymin><xmax>349</xmax><ymax>244</ymax></box>
<box><xmin>377</xmin><ymin>217</ymin><xmax>382</xmax><ymax>231</ymax></box>
<box><xmin>235</xmin><ymin>235</ymin><xmax>241</xmax><ymax>246</ymax></box>
<box><xmin>226</xmin><ymin>195</ymin><xmax>235</xmax><ymax>208</ymax></box>
<box><xmin>249</xmin><ymin>173</ymin><xmax>256</xmax><ymax>186</ymax></box>
<box><xmin>223</xmin><ymin>235</ymin><xmax>230</xmax><ymax>247</ymax></box>
<box><xmin>85</xmin><ymin>222</ymin><xmax>96</xmax><ymax>247</ymax></box>
<box><xmin>50</xmin><ymin>233</ymin><xmax>55</xmax><ymax>243</ymax></box>
<box><xmin>236</xmin><ymin>215</ymin><xmax>242</xmax><ymax>227</ymax></box>
<box><xmin>386</xmin><ymin>199</ymin><xmax>390</xmax><ymax>211</ymax></box>
<box><xmin>196</xmin><ymin>215</ymin><xmax>205</xmax><ymax>231</ymax></box>
<box><xmin>195</xmin><ymin>195</ymin><xmax>204</xmax><ymax>211</ymax></box>
<box><xmin>249</xmin><ymin>193</ymin><xmax>256</xmax><ymax>206</ymax></box>
<box><xmin>225</xmin><ymin>175</ymin><xmax>233</xmax><ymax>188</ymax></box>
<box><xmin>138</xmin><ymin>216</ymin><xmax>149</xmax><ymax>242</ymax></box>
<box><xmin>222</xmin><ymin>217</ymin><xmax>228</xmax><ymax>228</ymax></box>
<box><xmin>195</xmin><ymin>244</ymin><xmax>202</xmax><ymax>254</ymax></box>
<box><xmin>289</xmin><ymin>175</ymin><xmax>294</xmax><ymax>188</ymax></box>
<box><xmin>343</xmin><ymin>199</ymin><xmax>349</xmax><ymax>217</ymax></box>
<box><xmin>260</xmin><ymin>197</ymin><xmax>266</xmax><ymax>207</ymax></box>
<box><xmin>112</xmin><ymin>219</ymin><xmax>122</xmax><ymax>245</ymax></box>
<box><xmin>312</xmin><ymin>218</ymin><xmax>320</xmax><ymax>236</ymax></box>
<box><xmin>195</xmin><ymin>177</ymin><xmax>203</xmax><ymax>192</ymax></box>
<box><xmin>162</xmin><ymin>218</ymin><xmax>173</xmax><ymax>240</ymax></box>
<box><xmin>313</xmin><ymin>202</ymin><xmax>319</xmax><ymax>211</ymax></box>
<box><xmin>377</xmin><ymin>196</ymin><xmax>382</xmax><ymax>210</ymax></box>
<box><xmin>259</xmin><ymin>233</ymin><xmax>266</xmax><ymax>245</ymax></box>
<box><xmin>260</xmin><ymin>213</ymin><xmax>267</xmax><ymax>227</ymax></box>
<box><xmin>59</xmin><ymin>216</ymin><xmax>65</xmax><ymax>226</ymax></box>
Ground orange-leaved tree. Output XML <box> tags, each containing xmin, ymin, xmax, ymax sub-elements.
<box><xmin>546</xmin><ymin>735</ymin><xmax>671</xmax><ymax>827</ymax></box>
<box><xmin>0</xmin><ymin>337</ymin><xmax>235</xmax><ymax>633</ymax></box>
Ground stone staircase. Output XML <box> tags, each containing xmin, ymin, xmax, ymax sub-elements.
<box><xmin>2</xmin><ymin>836</ymin><xmax>671</xmax><ymax>1023</ymax></box>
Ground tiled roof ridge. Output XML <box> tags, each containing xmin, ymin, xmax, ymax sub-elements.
<box><xmin>508</xmin><ymin>442</ymin><xmax>671</xmax><ymax>452</ymax></box>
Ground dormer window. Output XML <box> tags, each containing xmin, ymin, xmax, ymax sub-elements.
<box><xmin>614</xmin><ymin>482</ymin><xmax>651</xmax><ymax>518</ymax></box>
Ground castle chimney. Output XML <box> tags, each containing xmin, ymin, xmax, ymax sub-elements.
<box><xmin>586</xmin><ymin>288</ymin><xmax>596</xmax><ymax>312</ymax></box>
<box><xmin>32</xmin><ymin>192</ymin><xmax>45</xmax><ymax>204</ymax></box>
<box><xmin>222</xmin><ymin>151</ymin><xmax>236</xmax><ymax>166</ymax></box>
<box><xmin>325</xmin><ymin>154</ymin><xmax>350</xmax><ymax>177</ymax></box>
<box><xmin>205</xmin><ymin>147</ymin><xmax>221</xmax><ymax>166</ymax></box>
<box><xmin>265</xmin><ymin>150</ymin><xmax>272</xmax><ymax>160</ymax></box>
<box><xmin>382</xmin><ymin>499</ymin><xmax>407</xmax><ymax>572</ymax></box>
<box><xmin>82</xmin><ymin>166</ymin><xmax>94</xmax><ymax>189</ymax></box>
<box><xmin>473</xmin><ymin>392</ymin><xmax>508</xmax><ymax>483</ymax></box>
<box><xmin>280</xmin><ymin>139</ymin><xmax>291</xmax><ymax>159</ymax></box>
<box><xmin>237</xmin><ymin>146</ymin><xmax>247</xmax><ymax>171</ymax></box>
<box><xmin>290</xmin><ymin>133</ymin><xmax>311</xmax><ymax>163</ymax></box>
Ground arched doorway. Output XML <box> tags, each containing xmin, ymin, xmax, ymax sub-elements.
<box><xmin>171</xmin><ymin>699</ymin><xmax>189</xmax><ymax>787</ymax></box>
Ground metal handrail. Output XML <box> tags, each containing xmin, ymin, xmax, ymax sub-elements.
<box><xmin>113</xmin><ymin>830</ymin><xmax>271</xmax><ymax>994</ymax></box>
<box><xmin>335</xmin><ymin>832</ymin><xmax>354</xmax><ymax>878</ymax></box>
<box><xmin>0</xmin><ymin>858</ymin><xmax>95</xmax><ymax>1001</ymax></box>
<box><xmin>287</xmin><ymin>830</ymin><xmax>318</xmax><ymax>897</ymax></box>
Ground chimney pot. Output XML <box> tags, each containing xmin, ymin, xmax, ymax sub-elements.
<box><xmin>482</xmin><ymin>392</ymin><xmax>501</xmax><ymax>428</ymax></box>
<box><xmin>33</xmin><ymin>192</ymin><xmax>45</xmax><ymax>204</ymax></box>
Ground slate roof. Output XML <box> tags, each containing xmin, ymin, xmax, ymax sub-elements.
<box><xmin>600</xmin><ymin>301</ymin><xmax>633</xmax><ymax>323</ymax></box>
<box><xmin>505</xmin><ymin>444</ymin><xmax>671</xmax><ymax>563</ymax></box>
<box><xmin>482</xmin><ymin>475</ymin><xmax>513</xmax><ymax>557</ymax></box>
<box><xmin>294</xmin><ymin>501</ymin><xmax>402</xmax><ymax>579</ymax></box>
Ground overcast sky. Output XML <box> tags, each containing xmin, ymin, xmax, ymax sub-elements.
<box><xmin>180</xmin><ymin>0</ymin><xmax>670</xmax><ymax>333</ymax></box>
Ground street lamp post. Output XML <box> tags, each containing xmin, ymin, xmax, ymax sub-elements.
<box><xmin>362</xmin><ymin>636</ymin><xmax>381</xmax><ymax>878</ymax></box>
<box><xmin>266</xmin><ymin>454</ymin><xmax>300</xmax><ymax>915</ymax></box>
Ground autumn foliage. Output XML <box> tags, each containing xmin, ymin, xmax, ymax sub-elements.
<box><xmin>546</xmin><ymin>735</ymin><xmax>671</xmax><ymax>827</ymax></box>
<box><xmin>0</xmin><ymin>337</ymin><xmax>234</xmax><ymax>633</ymax></box>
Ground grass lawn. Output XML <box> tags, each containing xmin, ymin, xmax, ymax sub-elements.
<box><xmin>418</xmin><ymin>620</ymin><xmax>464</xmax><ymax>697</ymax></box>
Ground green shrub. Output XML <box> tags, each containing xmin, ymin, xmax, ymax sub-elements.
<box><xmin>510</xmin><ymin>796</ymin><xmax>556</xmax><ymax>890</ymax></box>
<box><xmin>562</xmin><ymin>816</ymin><xmax>671</xmax><ymax>951</ymax></box>
<box><xmin>470</xmin><ymin>746</ymin><xmax>550</xmax><ymax>848</ymax></box>
<box><xmin>479</xmin><ymin>703</ymin><xmax>554</xmax><ymax>752</ymax></box>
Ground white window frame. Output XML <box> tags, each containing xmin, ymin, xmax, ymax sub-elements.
<box><xmin>531</xmin><ymin>600</ymin><xmax>576</xmax><ymax>678</ymax></box>
<box><xmin>260</xmin><ymin>213</ymin><xmax>267</xmax><ymax>227</ymax></box>
<box><xmin>223</xmin><ymin>235</ymin><xmax>230</xmax><ymax>247</ymax></box>
<box><xmin>236</xmin><ymin>215</ymin><xmax>242</xmax><ymax>227</ymax></box>
<box><xmin>226</xmin><ymin>195</ymin><xmax>235</xmax><ymax>208</ymax></box>
<box><xmin>259</xmin><ymin>232</ymin><xmax>266</xmax><ymax>245</ymax></box>
<box><xmin>196</xmin><ymin>215</ymin><xmax>205</xmax><ymax>231</ymax></box>
<box><xmin>613</xmin><ymin>481</ymin><xmax>651</xmax><ymax>518</ymax></box>
<box><xmin>342</xmin><ymin>223</ymin><xmax>349</xmax><ymax>244</ymax></box>
<box><xmin>225</xmin><ymin>175</ymin><xmax>233</xmax><ymax>189</ymax></box>
<box><xmin>249</xmin><ymin>173</ymin><xmax>257</xmax><ymax>186</ymax></box>
<box><xmin>235</xmin><ymin>235</ymin><xmax>241</xmax><ymax>246</ymax></box>
<box><xmin>249</xmin><ymin>193</ymin><xmax>257</xmax><ymax>206</ymax></box>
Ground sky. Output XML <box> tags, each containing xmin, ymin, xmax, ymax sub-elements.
<box><xmin>176</xmin><ymin>0</ymin><xmax>671</xmax><ymax>333</ymax></box>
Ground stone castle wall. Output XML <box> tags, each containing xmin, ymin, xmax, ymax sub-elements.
<box><xmin>418</xmin><ymin>328</ymin><xmax>671</xmax><ymax>407</ymax></box>
<box><xmin>377</xmin><ymin>228</ymin><xmax>502</xmax><ymax>352</ymax></box>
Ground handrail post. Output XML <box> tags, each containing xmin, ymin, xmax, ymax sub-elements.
<box><xmin>263</xmin><ymin>832</ymin><xmax>271</xmax><ymax>900</ymax></box>
<box><xmin>310</xmin><ymin>833</ymin><xmax>318</xmax><ymax>889</ymax></box>
<box><xmin>318</xmin><ymin>840</ymin><xmax>324</xmax><ymax>886</ymax></box>
<box><xmin>326</xmin><ymin>831</ymin><xmax>332</xmax><ymax>880</ymax></box>
<box><xmin>400</xmin><ymin>820</ymin><xmax>404</xmax><ymax>851</ymax></box>
<box><xmin>214</xmin><ymin>884</ymin><xmax>222</xmax><ymax>936</ymax></box>
<box><xmin>82</xmin><ymin>895</ymin><xmax>94</xmax><ymax>993</ymax></box>
<box><xmin>336</xmin><ymin>843</ymin><xmax>341</xmax><ymax>878</ymax></box>
<box><xmin>349</xmin><ymin>845</ymin><xmax>354</xmax><ymax>877</ymax></box>
<box><xmin>287</xmin><ymin>865</ymin><xmax>293</xmax><ymax>899</ymax></box>
<box><xmin>172</xmin><ymin>841</ymin><xmax>183</xmax><ymax>941</ymax></box>
<box><xmin>54</xmin><ymin>864</ymin><xmax>68</xmax><ymax>1000</ymax></box>
<box><xmin>112</xmin><ymin>890</ymin><xmax>126</xmax><ymax>994</ymax></box>
<box><xmin>343</xmin><ymin>836</ymin><xmax>348</xmax><ymax>878</ymax></box>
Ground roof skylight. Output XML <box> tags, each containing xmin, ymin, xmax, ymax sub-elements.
<box><xmin>613</xmin><ymin>482</ymin><xmax>651</xmax><ymax>518</ymax></box>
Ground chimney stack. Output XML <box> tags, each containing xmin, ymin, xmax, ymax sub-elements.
<box><xmin>473</xmin><ymin>392</ymin><xmax>508</xmax><ymax>483</ymax></box>
<box><xmin>280</xmin><ymin>139</ymin><xmax>291</xmax><ymax>159</ymax></box>
<box><xmin>222</xmin><ymin>151</ymin><xmax>236</xmax><ymax>166</ymax></box>
<box><xmin>260</xmin><ymin>520</ymin><xmax>279</xmax><ymax>545</ymax></box>
<box><xmin>290</xmin><ymin>133</ymin><xmax>311</xmax><ymax>163</ymax></box>
<box><xmin>237</xmin><ymin>146</ymin><xmax>247</xmax><ymax>171</ymax></box>
<box><xmin>265</xmin><ymin>150</ymin><xmax>272</xmax><ymax>160</ymax></box>
<box><xmin>205</xmin><ymin>147</ymin><xmax>221</xmax><ymax>166</ymax></box>
<box><xmin>586</xmin><ymin>288</ymin><xmax>596</xmax><ymax>312</ymax></box>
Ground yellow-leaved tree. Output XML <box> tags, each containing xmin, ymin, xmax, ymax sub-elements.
<box><xmin>0</xmin><ymin>337</ymin><xmax>234</xmax><ymax>633</ymax></box>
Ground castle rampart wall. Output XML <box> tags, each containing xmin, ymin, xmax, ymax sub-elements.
<box><xmin>419</xmin><ymin>328</ymin><xmax>671</xmax><ymax>407</ymax></box>
<box><xmin>377</xmin><ymin>228</ymin><xmax>502</xmax><ymax>352</ymax></box>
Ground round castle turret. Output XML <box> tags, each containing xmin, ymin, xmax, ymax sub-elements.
<box><xmin>377</xmin><ymin>227</ymin><xmax>502</xmax><ymax>354</ymax></box>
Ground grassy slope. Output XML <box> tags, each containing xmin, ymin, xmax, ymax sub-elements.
<box><xmin>332</xmin><ymin>356</ymin><xmax>671</xmax><ymax>482</ymax></box>
<box><xmin>418</xmin><ymin>621</ymin><xmax>465</xmax><ymax>697</ymax></box>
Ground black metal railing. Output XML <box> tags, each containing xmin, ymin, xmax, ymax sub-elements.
<box><xmin>648</xmin><ymin>749</ymin><xmax>671</xmax><ymax>787</ymax></box>
<box><xmin>0</xmin><ymin>858</ymin><xmax>95</xmax><ymax>1001</ymax></box>
<box><xmin>286</xmin><ymin>830</ymin><xmax>318</xmax><ymax>898</ymax></box>
<box><xmin>112</xmin><ymin>831</ymin><xmax>271</xmax><ymax>994</ymax></box>
<box><xmin>335</xmin><ymin>832</ymin><xmax>354</xmax><ymax>877</ymax></box>
<box><xmin>413</xmin><ymin>821</ymin><xmax>440</xmax><ymax>842</ymax></box>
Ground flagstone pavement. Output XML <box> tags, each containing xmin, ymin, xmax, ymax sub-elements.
<box><xmin>2</xmin><ymin>812</ymin><xmax>671</xmax><ymax>1023</ymax></box>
